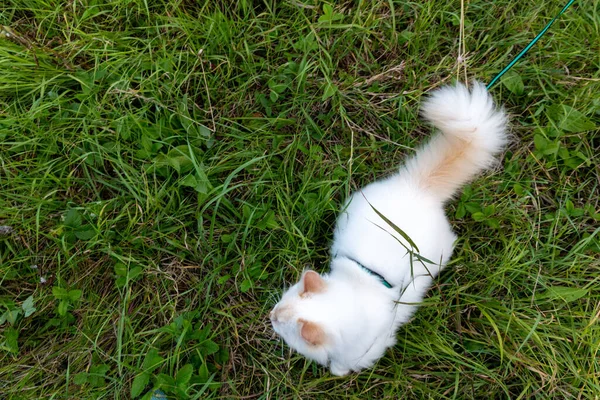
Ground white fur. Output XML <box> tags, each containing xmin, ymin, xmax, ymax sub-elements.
<box><xmin>271</xmin><ymin>81</ymin><xmax>508</xmax><ymax>375</ymax></box>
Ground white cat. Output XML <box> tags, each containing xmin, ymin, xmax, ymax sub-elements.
<box><xmin>270</xmin><ymin>81</ymin><xmax>508</xmax><ymax>376</ymax></box>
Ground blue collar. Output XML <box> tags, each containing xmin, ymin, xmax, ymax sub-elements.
<box><xmin>344</xmin><ymin>256</ymin><xmax>393</xmax><ymax>289</ymax></box>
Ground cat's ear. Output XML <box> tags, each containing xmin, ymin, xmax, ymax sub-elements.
<box><xmin>298</xmin><ymin>318</ymin><xmax>326</xmax><ymax>346</ymax></box>
<box><xmin>300</xmin><ymin>270</ymin><xmax>326</xmax><ymax>295</ymax></box>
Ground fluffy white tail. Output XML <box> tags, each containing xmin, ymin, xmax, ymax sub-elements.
<box><xmin>402</xmin><ymin>81</ymin><xmax>508</xmax><ymax>202</ymax></box>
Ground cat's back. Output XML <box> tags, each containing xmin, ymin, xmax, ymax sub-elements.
<box><xmin>331</xmin><ymin>175</ymin><xmax>456</xmax><ymax>279</ymax></box>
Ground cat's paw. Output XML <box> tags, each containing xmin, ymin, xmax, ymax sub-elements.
<box><xmin>329</xmin><ymin>362</ymin><xmax>350</xmax><ymax>376</ymax></box>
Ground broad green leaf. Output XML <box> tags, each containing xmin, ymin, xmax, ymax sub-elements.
<box><xmin>321</xmin><ymin>82</ymin><xmax>337</xmax><ymax>101</ymax></box>
<box><xmin>58</xmin><ymin>300</ymin><xmax>69</xmax><ymax>316</ymax></box>
<box><xmin>4</xmin><ymin>327</ymin><xmax>19</xmax><ymax>353</ymax></box>
<box><xmin>52</xmin><ymin>287</ymin><xmax>70</xmax><ymax>300</ymax></box>
<box><xmin>455</xmin><ymin>203</ymin><xmax>466</xmax><ymax>219</ymax></box>
<box><xmin>68</xmin><ymin>289</ymin><xmax>82</xmax><ymax>301</ymax></box>
<box><xmin>240</xmin><ymin>279</ymin><xmax>252</xmax><ymax>293</ymax></box>
<box><xmin>319</xmin><ymin>4</ymin><xmax>333</xmax><ymax>22</ymax></box>
<box><xmin>64</xmin><ymin>209</ymin><xmax>82</xmax><ymax>228</ymax></box>
<box><xmin>114</xmin><ymin>263</ymin><xmax>127</xmax><ymax>277</ymax></box>
<box><xmin>500</xmin><ymin>70</ymin><xmax>524</xmax><ymax>95</ymax></box>
<box><xmin>318</xmin><ymin>3</ymin><xmax>343</xmax><ymax>23</ymax></box>
<box><xmin>220</xmin><ymin>234</ymin><xmax>233</xmax><ymax>243</ymax></box>
<box><xmin>202</xmin><ymin>339</ymin><xmax>219</xmax><ymax>355</ymax></box>
<box><xmin>269</xmin><ymin>90</ymin><xmax>279</xmax><ymax>103</ymax></box>
<box><xmin>533</xmin><ymin>134</ymin><xmax>547</xmax><ymax>151</ymax></box>
<box><xmin>180</xmin><ymin>174</ymin><xmax>198</xmax><ymax>188</ymax></box>
<box><xmin>199</xmin><ymin>124</ymin><xmax>211</xmax><ymax>138</ymax></box>
<box><xmin>116</xmin><ymin>276</ymin><xmax>126</xmax><ymax>288</ymax></box>
<box><xmin>166</xmin><ymin>146</ymin><xmax>194</xmax><ymax>174</ymax></box>
<box><xmin>75</xmin><ymin>228</ymin><xmax>95</xmax><ymax>240</ymax></box>
<box><xmin>129</xmin><ymin>266</ymin><xmax>143</xmax><ymax>280</ymax></box>
<box><xmin>465</xmin><ymin>202</ymin><xmax>481</xmax><ymax>213</ymax></box>
<box><xmin>537</xmin><ymin>285</ymin><xmax>589</xmax><ymax>303</ymax></box>
<box><xmin>565</xmin><ymin>200</ymin><xmax>575</xmax><ymax>213</ymax></box>
<box><xmin>242</xmin><ymin>204</ymin><xmax>252</xmax><ymax>220</ymax></box>
<box><xmin>178</xmin><ymin>94</ymin><xmax>199</xmax><ymax>137</ymax></box>
<box><xmin>558</xmin><ymin>146</ymin><xmax>571</xmax><ymax>161</ymax></box>
<box><xmin>90</xmin><ymin>364</ymin><xmax>109</xmax><ymax>375</ymax></box>
<box><xmin>257</xmin><ymin>210</ymin><xmax>279</xmax><ymax>229</ymax></box>
<box><xmin>196</xmin><ymin>165</ymin><xmax>211</xmax><ymax>191</ymax></box>
<box><xmin>399</xmin><ymin>30</ymin><xmax>415</xmax><ymax>44</ymax></box>
<box><xmin>559</xmin><ymin>105</ymin><xmax>595</xmax><ymax>132</ymax></box>
<box><xmin>195</xmin><ymin>324</ymin><xmax>212</xmax><ymax>341</ymax></box>
<box><xmin>216</xmin><ymin>346</ymin><xmax>230</xmax><ymax>364</ymax></box>
<box><xmin>486</xmin><ymin>218</ymin><xmax>500</xmax><ymax>229</ymax></box>
<box><xmin>462</xmin><ymin>185</ymin><xmax>473</xmax><ymax>198</ymax></box>
<box><xmin>102</xmin><ymin>141</ymin><xmax>119</xmax><ymax>153</ymax></box>
<box><xmin>198</xmin><ymin>362</ymin><xmax>209</xmax><ymax>382</ymax></box>
<box><xmin>269</xmin><ymin>83</ymin><xmax>288</xmax><ymax>94</ymax></box>
<box><xmin>155</xmin><ymin>373</ymin><xmax>175</xmax><ymax>388</ymax></box>
<box><xmin>575</xmin><ymin>150</ymin><xmax>590</xmax><ymax>165</ymax></box>
<box><xmin>22</xmin><ymin>295</ymin><xmax>36</xmax><ymax>317</ymax></box>
<box><xmin>73</xmin><ymin>373</ymin><xmax>88</xmax><ymax>385</ymax></box>
<box><xmin>142</xmin><ymin>349</ymin><xmax>164</xmax><ymax>371</ymax></box>
<box><xmin>542</xmin><ymin>140</ymin><xmax>560</xmax><ymax>155</ymax></box>
<box><xmin>1</xmin><ymin>309</ymin><xmax>21</xmax><ymax>325</ymax></box>
<box><xmin>140</xmin><ymin>390</ymin><xmax>155</xmax><ymax>400</ymax></box>
<box><xmin>180</xmin><ymin>173</ymin><xmax>209</xmax><ymax>194</ymax></box>
<box><xmin>87</xmin><ymin>368</ymin><xmax>108</xmax><ymax>387</ymax></box>
<box><xmin>471</xmin><ymin>212</ymin><xmax>485</xmax><ymax>221</ymax></box>
<box><xmin>513</xmin><ymin>183</ymin><xmax>523</xmax><ymax>196</ymax></box>
<box><xmin>547</xmin><ymin>104</ymin><xmax>595</xmax><ymax>133</ymax></box>
<box><xmin>175</xmin><ymin>364</ymin><xmax>194</xmax><ymax>385</ymax></box>
<box><xmin>131</xmin><ymin>373</ymin><xmax>150</xmax><ymax>398</ymax></box>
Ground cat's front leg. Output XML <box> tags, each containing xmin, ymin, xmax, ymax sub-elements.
<box><xmin>329</xmin><ymin>362</ymin><xmax>350</xmax><ymax>376</ymax></box>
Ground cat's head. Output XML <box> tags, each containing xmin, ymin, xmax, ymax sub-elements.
<box><xmin>270</xmin><ymin>268</ymin><xmax>396</xmax><ymax>375</ymax></box>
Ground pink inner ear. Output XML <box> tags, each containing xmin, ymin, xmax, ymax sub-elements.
<box><xmin>299</xmin><ymin>319</ymin><xmax>326</xmax><ymax>345</ymax></box>
<box><xmin>301</xmin><ymin>270</ymin><xmax>326</xmax><ymax>295</ymax></box>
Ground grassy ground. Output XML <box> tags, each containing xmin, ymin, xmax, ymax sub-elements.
<box><xmin>1</xmin><ymin>0</ymin><xmax>599</xmax><ymax>398</ymax></box>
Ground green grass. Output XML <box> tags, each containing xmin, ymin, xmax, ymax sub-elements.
<box><xmin>1</xmin><ymin>0</ymin><xmax>599</xmax><ymax>398</ymax></box>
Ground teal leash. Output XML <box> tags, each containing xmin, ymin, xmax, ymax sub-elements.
<box><xmin>486</xmin><ymin>0</ymin><xmax>576</xmax><ymax>89</ymax></box>
<box><xmin>343</xmin><ymin>256</ymin><xmax>394</xmax><ymax>289</ymax></box>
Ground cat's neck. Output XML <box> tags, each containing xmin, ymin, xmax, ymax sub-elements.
<box><xmin>330</xmin><ymin>256</ymin><xmax>398</xmax><ymax>293</ymax></box>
